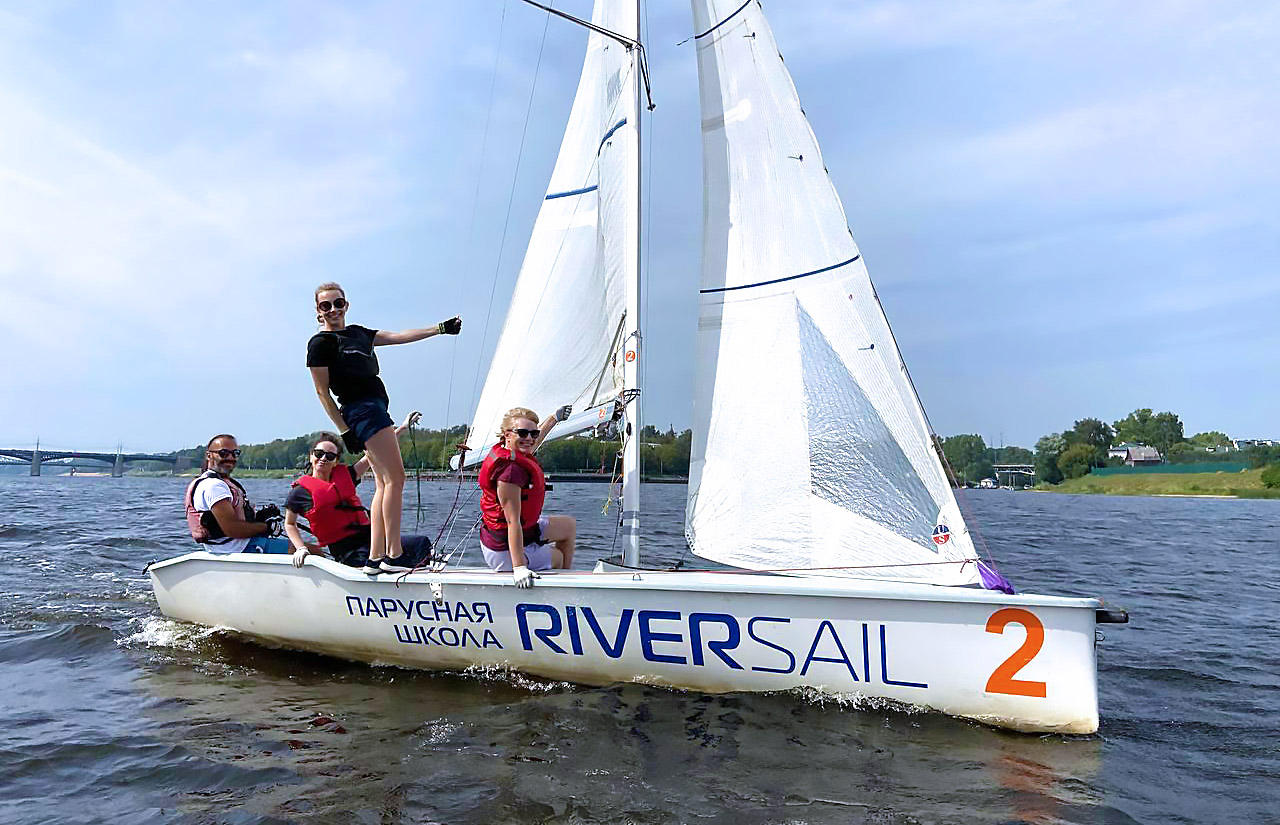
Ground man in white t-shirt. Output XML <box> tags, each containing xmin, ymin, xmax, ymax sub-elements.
<box><xmin>184</xmin><ymin>434</ymin><xmax>290</xmax><ymax>554</ymax></box>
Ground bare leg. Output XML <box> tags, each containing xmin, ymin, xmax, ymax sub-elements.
<box><xmin>541</xmin><ymin>515</ymin><xmax>576</xmax><ymax>569</ymax></box>
<box><xmin>367</xmin><ymin>472</ymin><xmax>386</xmax><ymax>561</ymax></box>
<box><xmin>363</xmin><ymin>426</ymin><xmax>406</xmax><ymax>559</ymax></box>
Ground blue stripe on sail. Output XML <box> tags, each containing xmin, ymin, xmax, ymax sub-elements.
<box><xmin>694</xmin><ymin>0</ymin><xmax>753</xmax><ymax>40</ymax></box>
<box><xmin>598</xmin><ymin>119</ymin><xmax>627</xmax><ymax>154</ymax></box>
<box><xmin>699</xmin><ymin>255</ymin><xmax>860</xmax><ymax>294</ymax></box>
<box><xmin>545</xmin><ymin>185</ymin><xmax>598</xmax><ymax>200</ymax></box>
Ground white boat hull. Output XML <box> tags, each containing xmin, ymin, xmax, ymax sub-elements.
<box><xmin>149</xmin><ymin>553</ymin><xmax>1104</xmax><ymax>733</ymax></box>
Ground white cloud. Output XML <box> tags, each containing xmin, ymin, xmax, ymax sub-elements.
<box><xmin>233</xmin><ymin>44</ymin><xmax>407</xmax><ymax>113</ymax></box>
<box><xmin>0</xmin><ymin>82</ymin><xmax>406</xmax><ymax>386</ymax></box>
<box><xmin>775</xmin><ymin>0</ymin><xmax>1076</xmax><ymax>56</ymax></box>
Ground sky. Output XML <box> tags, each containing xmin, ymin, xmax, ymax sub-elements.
<box><xmin>1</xmin><ymin>0</ymin><xmax>1276</xmax><ymax>454</ymax></box>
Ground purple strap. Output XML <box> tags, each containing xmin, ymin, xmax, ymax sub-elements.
<box><xmin>977</xmin><ymin>561</ymin><xmax>1016</xmax><ymax>595</ymax></box>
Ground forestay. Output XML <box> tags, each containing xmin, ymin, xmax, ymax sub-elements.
<box><xmin>686</xmin><ymin>0</ymin><xmax>979</xmax><ymax>586</ymax></box>
<box><xmin>461</xmin><ymin>0</ymin><xmax>638</xmax><ymax>467</ymax></box>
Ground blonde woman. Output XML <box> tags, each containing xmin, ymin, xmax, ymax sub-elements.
<box><xmin>307</xmin><ymin>282</ymin><xmax>459</xmax><ymax>570</ymax></box>
<box><xmin>477</xmin><ymin>405</ymin><xmax>576</xmax><ymax>587</ymax></box>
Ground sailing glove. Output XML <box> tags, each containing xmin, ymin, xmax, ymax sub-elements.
<box><xmin>556</xmin><ymin>404</ymin><xmax>572</xmax><ymax>422</ymax></box>
<box><xmin>512</xmin><ymin>565</ymin><xmax>540</xmax><ymax>588</ymax></box>
<box><xmin>292</xmin><ymin>548</ymin><xmax>310</xmax><ymax>567</ymax></box>
<box><xmin>438</xmin><ymin>317</ymin><xmax>463</xmax><ymax>335</ymax></box>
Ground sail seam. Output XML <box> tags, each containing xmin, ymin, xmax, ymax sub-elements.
<box><xmin>694</xmin><ymin>0</ymin><xmax>753</xmax><ymax>41</ymax></box>
<box><xmin>699</xmin><ymin>255</ymin><xmax>860</xmax><ymax>294</ymax></box>
<box><xmin>545</xmin><ymin>184</ymin><xmax>598</xmax><ymax>200</ymax></box>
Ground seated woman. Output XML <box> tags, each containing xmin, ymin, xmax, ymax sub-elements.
<box><xmin>478</xmin><ymin>405</ymin><xmax>576</xmax><ymax>587</ymax></box>
<box><xmin>284</xmin><ymin>414</ymin><xmax>433</xmax><ymax>574</ymax></box>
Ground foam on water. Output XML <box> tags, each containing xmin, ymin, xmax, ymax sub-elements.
<box><xmin>120</xmin><ymin>615</ymin><xmax>229</xmax><ymax>653</ymax></box>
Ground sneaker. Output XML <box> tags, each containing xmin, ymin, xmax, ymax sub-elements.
<box><xmin>379</xmin><ymin>555</ymin><xmax>412</xmax><ymax>573</ymax></box>
<box><xmin>361</xmin><ymin>558</ymin><xmax>383</xmax><ymax>575</ymax></box>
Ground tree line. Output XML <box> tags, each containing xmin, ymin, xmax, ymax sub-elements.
<box><xmin>178</xmin><ymin>424</ymin><xmax>693</xmax><ymax>476</ymax></box>
<box><xmin>940</xmin><ymin>407</ymin><xmax>1278</xmax><ymax>487</ymax></box>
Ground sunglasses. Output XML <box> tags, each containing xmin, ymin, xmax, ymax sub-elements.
<box><xmin>317</xmin><ymin>297</ymin><xmax>348</xmax><ymax>312</ymax></box>
<box><xmin>312</xmin><ymin>449</ymin><xmax>339</xmax><ymax>461</ymax></box>
<box><xmin>208</xmin><ymin>448</ymin><xmax>241</xmax><ymax>458</ymax></box>
<box><xmin>509</xmin><ymin>428</ymin><xmax>541</xmax><ymax>439</ymax></box>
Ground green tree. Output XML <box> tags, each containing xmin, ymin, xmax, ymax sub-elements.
<box><xmin>1112</xmin><ymin>408</ymin><xmax>1185</xmax><ymax>456</ymax></box>
<box><xmin>1190</xmin><ymin>431</ymin><xmax>1232</xmax><ymax>450</ymax></box>
<box><xmin>1034</xmin><ymin>433</ymin><xmax>1066</xmax><ymax>485</ymax></box>
<box><xmin>1057</xmin><ymin>443</ymin><xmax>1095</xmax><ymax>480</ymax></box>
<box><xmin>1112</xmin><ymin>408</ymin><xmax>1156</xmax><ymax>446</ymax></box>
<box><xmin>1067</xmin><ymin>418</ymin><xmax>1114</xmax><ymax>466</ymax></box>
<box><xmin>941</xmin><ymin>434</ymin><xmax>993</xmax><ymax>485</ymax></box>
<box><xmin>1247</xmin><ymin>445</ymin><xmax>1280</xmax><ymax>469</ymax></box>
<box><xmin>1148</xmin><ymin>411</ymin><xmax>1185</xmax><ymax>456</ymax></box>
<box><xmin>1261</xmin><ymin>464</ymin><xmax>1280</xmax><ymax>489</ymax></box>
<box><xmin>999</xmin><ymin>446</ymin><xmax>1034</xmax><ymax>465</ymax></box>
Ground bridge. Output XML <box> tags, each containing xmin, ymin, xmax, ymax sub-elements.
<box><xmin>0</xmin><ymin>446</ymin><xmax>193</xmax><ymax>477</ymax></box>
<box><xmin>992</xmin><ymin>463</ymin><xmax>1035</xmax><ymax>488</ymax></box>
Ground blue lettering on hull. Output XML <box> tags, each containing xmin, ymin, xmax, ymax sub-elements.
<box><xmin>513</xmin><ymin>604</ymin><xmax>929</xmax><ymax>690</ymax></box>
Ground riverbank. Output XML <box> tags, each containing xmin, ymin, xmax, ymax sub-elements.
<box><xmin>1044</xmin><ymin>468</ymin><xmax>1280</xmax><ymax>498</ymax></box>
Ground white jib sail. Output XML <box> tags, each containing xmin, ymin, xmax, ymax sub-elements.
<box><xmin>686</xmin><ymin>0</ymin><xmax>979</xmax><ymax>586</ymax></box>
<box><xmin>461</xmin><ymin>0</ymin><xmax>638</xmax><ymax>468</ymax></box>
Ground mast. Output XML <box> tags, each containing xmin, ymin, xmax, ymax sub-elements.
<box><xmin>620</xmin><ymin>0</ymin><xmax>643</xmax><ymax>566</ymax></box>
<box><xmin>514</xmin><ymin>0</ymin><xmax>646</xmax><ymax>565</ymax></box>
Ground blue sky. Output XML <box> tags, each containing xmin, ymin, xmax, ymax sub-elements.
<box><xmin>1</xmin><ymin>1</ymin><xmax>1276</xmax><ymax>454</ymax></box>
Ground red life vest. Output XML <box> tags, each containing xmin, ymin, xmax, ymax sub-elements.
<box><xmin>479</xmin><ymin>443</ymin><xmax>545</xmax><ymax>533</ymax></box>
<box><xmin>185</xmin><ymin>470</ymin><xmax>253</xmax><ymax>544</ymax></box>
<box><xmin>292</xmin><ymin>466</ymin><xmax>371</xmax><ymax>547</ymax></box>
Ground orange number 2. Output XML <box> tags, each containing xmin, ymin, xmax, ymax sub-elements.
<box><xmin>985</xmin><ymin>608</ymin><xmax>1047</xmax><ymax>698</ymax></box>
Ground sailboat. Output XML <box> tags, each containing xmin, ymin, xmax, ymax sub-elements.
<box><xmin>149</xmin><ymin>0</ymin><xmax>1126</xmax><ymax>734</ymax></box>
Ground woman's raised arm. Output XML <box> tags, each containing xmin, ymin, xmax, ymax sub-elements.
<box><xmin>374</xmin><ymin>317</ymin><xmax>462</xmax><ymax>346</ymax></box>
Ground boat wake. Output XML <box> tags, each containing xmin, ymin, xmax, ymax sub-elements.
<box><xmin>462</xmin><ymin>662</ymin><xmax>577</xmax><ymax>693</ymax></box>
<box><xmin>118</xmin><ymin>615</ymin><xmax>229</xmax><ymax>654</ymax></box>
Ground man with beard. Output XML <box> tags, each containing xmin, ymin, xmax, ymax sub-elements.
<box><xmin>184</xmin><ymin>434</ymin><xmax>290</xmax><ymax>554</ymax></box>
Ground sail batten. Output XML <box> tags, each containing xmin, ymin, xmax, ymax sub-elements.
<box><xmin>686</xmin><ymin>0</ymin><xmax>979</xmax><ymax>586</ymax></box>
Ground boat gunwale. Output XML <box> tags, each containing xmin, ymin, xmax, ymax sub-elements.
<box><xmin>148</xmin><ymin>552</ymin><xmax>1104</xmax><ymax>610</ymax></box>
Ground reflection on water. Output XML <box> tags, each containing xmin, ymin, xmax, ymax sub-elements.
<box><xmin>0</xmin><ymin>477</ymin><xmax>1276</xmax><ymax>823</ymax></box>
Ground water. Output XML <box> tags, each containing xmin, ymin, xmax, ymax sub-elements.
<box><xmin>1</xmin><ymin>476</ymin><xmax>1276</xmax><ymax>824</ymax></box>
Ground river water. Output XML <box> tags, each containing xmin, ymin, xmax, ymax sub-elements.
<box><xmin>0</xmin><ymin>475</ymin><xmax>1275</xmax><ymax>824</ymax></box>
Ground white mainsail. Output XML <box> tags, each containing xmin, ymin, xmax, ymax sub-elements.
<box><xmin>686</xmin><ymin>0</ymin><xmax>979</xmax><ymax>586</ymax></box>
<box><xmin>461</xmin><ymin>0</ymin><xmax>639</xmax><ymax>470</ymax></box>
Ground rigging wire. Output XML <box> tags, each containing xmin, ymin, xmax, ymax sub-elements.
<box><xmin>466</xmin><ymin>4</ymin><xmax>555</xmax><ymax>417</ymax></box>
<box><xmin>639</xmin><ymin>0</ymin><xmax>654</xmax><ymax>473</ymax></box>
<box><xmin>409</xmin><ymin>0</ymin><xmax>512</xmax><ymax>542</ymax></box>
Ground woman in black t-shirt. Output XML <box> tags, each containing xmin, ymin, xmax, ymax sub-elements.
<box><xmin>307</xmin><ymin>282</ymin><xmax>461</xmax><ymax>570</ymax></box>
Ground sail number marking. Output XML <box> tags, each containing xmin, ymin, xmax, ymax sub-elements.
<box><xmin>984</xmin><ymin>608</ymin><xmax>1047</xmax><ymax>698</ymax></box>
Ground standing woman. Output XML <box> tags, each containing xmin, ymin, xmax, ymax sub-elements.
<box><xmin>307</xmin><ymin>282</ymin><xmax>460</xmax><ymax>569</ymax></box>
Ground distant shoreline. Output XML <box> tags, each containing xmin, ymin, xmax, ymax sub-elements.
<box><xmin>1037</xmin><ymin>468</ymin><xmax>1280</xmax><ymax>499</ymax></box>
